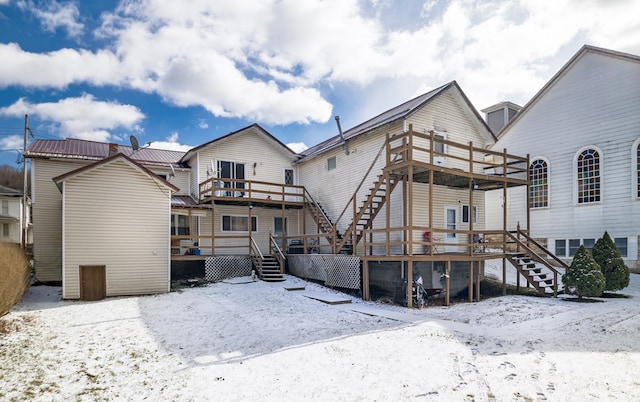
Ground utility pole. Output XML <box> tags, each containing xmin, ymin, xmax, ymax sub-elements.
<box><xmin>22</xmin><ymin>114</ymin><xmax>30</xmax><ymax>250</ymax></box>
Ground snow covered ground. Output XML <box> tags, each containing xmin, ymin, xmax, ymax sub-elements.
<box><xmin>1</xmin><ymin>260</ymin><xmax>640</xmax><ymax>401</ymax></box>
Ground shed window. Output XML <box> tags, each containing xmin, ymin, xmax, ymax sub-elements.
<box><xmin>327</xmin><ymin>156</ymin><xmax>336</xmax><ymax>171</ymax></box>
<box><xmin>222</xmin><ymin>215</ymin><xmax>257</xmax><ymax>232</ymax></box>
<box><xmin>529</xmin><ymin>159</ymin><xmax>548</xmax><ymax>208</ymax></box>
<box><xmin>577</xmin><ymin>148</ymin><xmax>600</xmax><ymax>203</ymax></box>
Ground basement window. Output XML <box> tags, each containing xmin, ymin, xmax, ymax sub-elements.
<box><xmin>614</xmin><ymin>238</ymin><xmax>628</xmax><ymax>257</ymax></box>
<box><xmin>555</xmin><ymin>239</ymin><xmax>566</xmax><ymax>257</ymax></box>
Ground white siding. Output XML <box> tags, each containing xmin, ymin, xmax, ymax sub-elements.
<box><xmin>299</xmin><ymin>86</ymin><xmax>492</xmax><ymax>250</ymax></box>
<box><xmin>489</xmin><ymin>50</ymin><xmax>640</xmax><ymax>267</ymax></box>
<box><xmin>32</xmin><ymin>158</ymin><xmax>88</xmax><ymax>282</ymax></box>
<box><xmin>194</xmin><ymin>127</ymin><xmax>298</xmax><ymax>200</ymax></box>
<box><xmin>62</xmin><ymin>159</ymin><xmax>171</xmax><ymax>299</ymax></box>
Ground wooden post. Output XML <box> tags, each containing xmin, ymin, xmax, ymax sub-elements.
<box><xmin>502</xmin><ymin>257</ymin><xmax>507</xmax><ymax>295</ymax></box>
<box><xmin>468</xmin><ymin>261</ymin><xmax>473</xmax><ymax>302</ymax></box>
<box><xmin>406</xmin><ymin>260</ymin><xmax>413</xmax><ymax>308</ymax></box>
<box><xmin>476</xmin><ymin>260</ymin><xmax>481</xmax><ymax>302</ymax></box>
<box><xmin>445</xmin><ymin>260</ymin><xmax>451</xmax><ymax>306</ymax></box>
<box><xmin>363</xmin><ymin>259</ymin><xmax>370</xmax><ymax>301</ymax></box>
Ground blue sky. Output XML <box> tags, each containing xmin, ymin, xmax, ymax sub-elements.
<box><xmin>1</xmin><ymin>0</ymin><xmax>639</xmax><ymax>167</ymax></box>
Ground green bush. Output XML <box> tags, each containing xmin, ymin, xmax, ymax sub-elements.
<box><xmin>591</xmin><ymin>231</ymin><xmax>630</xmax><ymax>292</ymax></box>
<box><xmin>562</xmin><ymin>245</ymin><xmax>605</xmax><ymax>299</ymax></box>
<box><xmin>0</xmin><ymin>242</ymin><xmax>30</xmax><ymax>316</ymax></box>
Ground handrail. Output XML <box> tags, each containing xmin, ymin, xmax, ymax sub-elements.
<box><xmin>303</xmin><ymin>187</ymin><xmax>332</xmax><ymax>228</ymax></box>
<box><xmin>270</xmin><ymin>233</ymin><xmax>286</xmax><ymax>274</ymax></box>
<box><xmin>334</xmin><ymin>139</ymin><xmax>388</xmax><ymax>227</ymax></box>
<box><xmin>504</xmin><ymin>231</ymin><xmax>561</xmax><ymax>296</ymax></box>
<box><xmin>512</xmin><ymin>229</ymin><xmax>569</xmax><ymax>270</ymax></box>
<box><xmin>250</xmin><ymin>237</ymin><xmax>264</xmax><ymax>260</ymax></box>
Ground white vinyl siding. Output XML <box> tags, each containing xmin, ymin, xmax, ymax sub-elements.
<box><xmin>61</xmin><ymin>159</ymin><xmax>172</xmax><ymax>299</ymax></box>
<box><xmin>487</xmin><ymin>51</ymin><xmax>640</xmax><ymax>269</ymax></box>
<box><xmin>31</xmin><ymin>158</ymin><xmax>88</xmax><ymax>282</ymax></box>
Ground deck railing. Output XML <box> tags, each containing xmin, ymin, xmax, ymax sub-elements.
<box><xmin>199</xmin><ymin>177</ymin><xmax>305</xmax><ymax>204</ymax></box>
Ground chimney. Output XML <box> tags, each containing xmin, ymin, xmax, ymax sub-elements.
<box><xmin>108</xmin><ymin>143</ymin><xmax>119</xmax><ymax>156</ymax></box>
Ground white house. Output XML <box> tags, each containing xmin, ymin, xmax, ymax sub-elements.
<box><xmin>486</xmin><ymin>45</ymin><xmax>640</xmax><ymax>272</ymax></box>
<box><xmin>0</xmin><ymin>185</ymin><xmax>30</xmax><ymax>246</ymax></box>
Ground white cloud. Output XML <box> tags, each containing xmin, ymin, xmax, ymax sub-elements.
<box><xmin>148</xmin><ymin>132</ymin><xmax>192</xmax><ymax>152</ymax></box>
<box><xmin>0</xmin><ymin>134</ymin><xmax>23</xmax><ymax>153</ymax></box>
<box><xmin>3</xmin><ymin>0</ymin><xmax>640</xmax><ymax>127</ymax></box>
<box><xmin>0</xmin><ymin>43</ymin><xmax>121</xmax><ymax>88</ymax></box>
<box><xmin>198</xmin><ymin>119</ymin><xmax>208</xmax><ymax>129</ymax></box>
<box><xmin>0</xmin><ymin>94</ymin><xmax>145</xmax><ymax>142</ymax></box>
<box><xmin>17</xmin><ymin>0</ymin><xmax>83</xmax><ymax>38</ymax></box>
<box><xmin>286</xmin><ymin>142</ymin><xmax>308</xmax><ymax>154</ymax></box>
<box><xmin>0</xmin><ymin>0</ymin><xmax>10</xmax><ymax>5</ymax></box>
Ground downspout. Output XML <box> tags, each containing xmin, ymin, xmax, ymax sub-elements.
<box><xmin>335</xmin><ymin>116</ymin><xmax>349</xmax><ymax>155</ymax></box>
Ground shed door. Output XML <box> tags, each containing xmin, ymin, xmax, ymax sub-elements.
<box><xmin>80</xmin><ymin>265</ymin><xmax>106</xmax><ymax>301</ymax></box>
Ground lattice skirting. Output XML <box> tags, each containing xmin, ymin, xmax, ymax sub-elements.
<box><xmin>205</xmin><ymin>256</ymin><xmax>252</xmax><ymax>282</ymax></box>
<box><xmin>288</xmin><ymin>255</ymin><xmax>361</xmax><ymax>289</ymax></box>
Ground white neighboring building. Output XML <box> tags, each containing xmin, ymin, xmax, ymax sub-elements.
<box><xmin>486</xmin><ymin>45</ymin><xmax>640</xmax><ymax>271</ymax></box>
<box><xmin>0</xmin><ymin>185</ymin><xmax>30</xmax><ymax>246</ymax></box>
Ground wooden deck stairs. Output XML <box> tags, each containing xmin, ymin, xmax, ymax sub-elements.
<box><xmin>335</xmin><ymin>172</ymin><xmax>400</xmax><ymax>254</ymax></box>
<box><xmin>250</xmin><ymin>237</ymin><xmax>285</xmax><ymax>282</ymax></box>
<box><xmin>504</xmin><ymin>231</ymin><xmax>568</xmax><ymax>297</ymax></box>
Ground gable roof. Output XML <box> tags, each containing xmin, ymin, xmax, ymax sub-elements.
<box><xmin>0</xmin><ymin>185</ymin><xmax>22</xmax><ymax>197</ymax></box>
<box><xmin>298</xmin><ymin>81</ymin><xmax>494</xmax><ymax>161</ymax></box>
<box><xmin>496</xmin><ymin>45</ymin><xmax>640</xmax><ymax>138</ymax></box>
<box><xmin>52</xmin><ymin>152</ymin><xmax>179</xmax><ymax>193</ymax></box>
<box><xmin>179</xmin><ymin>123</ymin><xmax>298</xmax><ymax>163</ymax></box>
<box><xmin>26</xmin><ymin>138</ymin><xmax>186</xmax><ymax>167</ymax></box>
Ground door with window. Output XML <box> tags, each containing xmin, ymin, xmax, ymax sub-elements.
<box><xmin>218</xmin><ymin>160</ymin><xmax>245</xmax><ymax>196</ymax></box>
<box><xmin>445</xmin><ymin>206</ymin><xmax>458</xmax><ymax>252</ymax></box>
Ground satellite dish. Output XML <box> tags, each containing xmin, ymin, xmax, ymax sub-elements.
<box><xmin>130</xmin><ymin>135</ymin><xmax>140</xmax><ymax>151</ymax></box>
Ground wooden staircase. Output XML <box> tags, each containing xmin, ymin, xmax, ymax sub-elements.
<box><xmin>504</xmin><ymin>231</ymin><xmax>568</xmax><ymax>297</ymax></box>
<box><xmin>254</xmin><ymin>255</ymin><xmax>286</xmax><ymax>282</ymax></box>
<box><xmin>335</xmin><ymin>172</ymin><xmax>400</xmax><ymax>254</ymax></box>
<box><xmin>250</xmin><ymin>237</ymin><xmax>286</xmax><ymax>282</ymax></box>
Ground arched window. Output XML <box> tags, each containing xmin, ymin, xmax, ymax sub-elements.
<box><xmin>577</xmin><ymin>148</ymin><xmax>600</xmax><ymax>203</ymax></box>
<box><xmin>529</xmin><ymin>159</ymin><xmax>548</xmax><ymax>208</ymax></box>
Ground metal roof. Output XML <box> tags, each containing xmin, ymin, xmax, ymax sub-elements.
<box><xmin>299</xmin><ymin>82</ymin><xmax>453</xmax><ymax>160</ymax></box>
<box><xmin>0</xmin><ymin>185</ymin><xmax>23</xmax><ymax>196</ymax></box>
<box><xmin>25</xmin><ymin>138</ymin><xmax>186</xmax><ymax>166</ymax></box>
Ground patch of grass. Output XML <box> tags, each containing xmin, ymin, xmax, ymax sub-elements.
<box><xmin>0</xmin><ymin>242</ymin><xmax>30</xmax><ymax>317</ymax></box>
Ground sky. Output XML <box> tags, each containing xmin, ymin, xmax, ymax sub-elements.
<box><xmin>1</xmin><ymin>0</ymin><xmax>639</xmax><ymax>167</ymax></box>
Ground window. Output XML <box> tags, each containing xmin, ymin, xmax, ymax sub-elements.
<box><xmin>433</xmin><ymin>133</ymin><xmax>446</xmax><ymax>166</ymax></box>
<box><xmin>274</xmin><ymin>217</ymin><xmax>287</xmax><ymax>237</ymax></box>
<box><xmin>568</xmin><ymin>239</ymin><xmax>581</xmax><ymax>257</ymax></box>
<box><xmin>222</xmin><ymin>215</ymin><xmax>257</xmax><ymax>232</ymax></box>
<box><xmin>555</xmin><ymin>239</ymin><xmax>566</xmax><ymax>257</ymax></box>
<box><xmin>583</xmin><ymin>238</ymin><xmax>595</xmax><ymax>250</ymax></box>
<box><xmin>577</xmin><ymin>148</ymin><xmax>600</xmax><ymax>203</ymax></box>
<box><xmin>284</xmin><ymin>169</ymin><xmax>294</xmax><ymax>185</ymax></box>
<box><xmin>461</xmin><ymin>205</ymin><xmax>477</xmax><ymax>224</ymax></box>
<box><xmin>1</xmin><ymin>200</ymin><xmax>8</xmax><ymax>215</ymax></box>
<box><xmin>529</xmin><ymin>159</ymin><xmax>548</xmax><ymax>208</ymax></box>
<box><xmin>614</xmin><ymin>237</ymin><xmax>628</xmax><ymax>257</ymax></box>
<box><xmin>171</xmin><ymin>215</ymin><xmax>190</xmax><ymax>235</ymax></box>
<box><xmin>2</xmin><ymin>223</ymin><xmax>8</xmax><ymax>237</ymax></box>
<box><xmin>327</xmin><ymin>156</ymin><xmax>336</xmax><ymax>171</ymax></box>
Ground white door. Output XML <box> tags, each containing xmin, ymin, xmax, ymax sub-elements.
<box><xmin>445</xmin><ymin>206</ymin><xmax>458</xmax><ymax>252</ymax></box>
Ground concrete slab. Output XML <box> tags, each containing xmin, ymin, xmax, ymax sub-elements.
<box><xmin>302</xmin><ymin>291</ymin><xmax>352</xmax><ymax>305</ymax></box>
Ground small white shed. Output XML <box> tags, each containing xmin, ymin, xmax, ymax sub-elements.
<box><xmin>53</xmin><ymin>153</ymin><xmax>178</xmax><ymax>300</ymax></box>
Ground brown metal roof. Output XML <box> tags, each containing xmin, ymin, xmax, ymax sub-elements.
<box><xmin>25</xmin><ymin>138</ymin><xmax>186</xmax><ymax>166</ymax></box>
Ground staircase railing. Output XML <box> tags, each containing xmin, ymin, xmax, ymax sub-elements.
<box><xmin>269</xmin><ymin>233</ymin><xmax>286</xmax><ymax>275</ymax></box>
<box><xmin>512</xmin><ymin>228</ymin><xmax>569</xmax><ymax>270</ymax></box>
<box><xmin>250</xmin><ymin>237</ymin><xmax>264</xmax><ymax>276</ymax></box>
<box><xmin>504</xmin><ymin>231</ymin><xmax>563</xmax><ymax>296</ymax></box>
